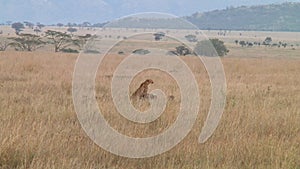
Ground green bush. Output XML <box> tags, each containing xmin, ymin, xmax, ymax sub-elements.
<box><xmin>84</xmin><ymin>49</ymin><xmax>100</xmax><ymax>54</ymax></box>
<box><xmin>61</xmin><ymin>48</ymin><xmax>79</xmax><ymax>53</ymax></box>
<box><xmin>194</xmin><ymin>38</ymin><xmax>229</xmax><ymax>57</ymax></box>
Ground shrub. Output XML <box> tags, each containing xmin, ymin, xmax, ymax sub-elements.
<box><xmin>175</xmin><ymin>46</ymin><xmax>192</xmax><ymax>56</ymax></box>
<box><xmin>61</xmin><ymin>48</ymin><xmax>79</xmax><ymax>53</ymax></box>
<box><xmin>168</xmin><ymin>46</ymin><xmax>193</xmax><ymax>56</ymax></box>
<box><xmin>153</xmin><ymin>32</ymin><xmax>165</xmax><ymax>41</ymax></box>
<box><xmin>118</xmin><ymin>51</ymin><xmax>125</xmax><ymax>55</ymax></box>
<box><xmin>194</xmin><ymin>38</ymin><xmax>229</xmax><ymax>56</ymax></box>
<box><xmin>132</xmin><ymin>49</ymin><xmax>150</xmax><ymax>55</ymax></box>
<box><xmin>185</xmin><ymin>34</ymin><xmax>198</xmax><ymax>42</ymax></box>
<box><xmin>83</xmin><ymin>49</ymin><xmax>100</xmax><ymax>54</ymax></box>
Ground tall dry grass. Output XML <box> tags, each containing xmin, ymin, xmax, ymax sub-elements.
<box><xmin>0</xmin><ymin>50</ymin><xmax>299</xmax><ymax>169</ymax></box>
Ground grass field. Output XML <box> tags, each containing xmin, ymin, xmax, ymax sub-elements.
<box><xmin>0</xmin><ymin>28</ymin><xmax>300</xmax><ymax>168</ymax></box>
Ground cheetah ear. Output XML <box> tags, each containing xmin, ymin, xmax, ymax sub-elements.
<box><xmin>145</xmin><ymin>79</ymin><xmax>153</xmax><ymax>84</ymax></box>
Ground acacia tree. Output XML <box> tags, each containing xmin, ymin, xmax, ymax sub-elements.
<box><xmin>194</xmin><ymin>38</ymin><xmax>229</xmax><ymax>57</ymax></box>
<box><xmin>0</xmin><ymin>38</ymin><xmax>11</xmax><ymax>51</ymax></box>
<box><xmin>153</xmin><ymin>32</ymin><xmax>165</xmax><ymax>41</ymax></box>
<box><xmin>185</xmin><ymin>34</ymin><xmax>198</xmax><ymax>42</ymax></box>
<box><xmin>67</xmin><ymin>27</ymin><xmax>78</xmax><ymax>35</ymax></box>
<box><xmin>9</xmin><ymin>34</ymin><xmax>45</xmax><ymax>51</ymax></box>
<box><xmin>235</xmin><ymin>40</ymin><xmax>239</xmax><ymax>45</ymax></box>
<box><xmin>45</xmin><ymin>30</ymin><xmax>80</xmax><ymax>52</ymax></box>
<box><xmin>77</xmin><ymin>34</ymin><xmax>92</xmax><ymax>49</ymax></box>
<box><xmin>34</xmin><ymin>28</ymin><xmax>42</xmax><ymax>35</ymax></box>
<box><xmin>24</xmin><ymin>21</ymin><xmax>34</xmax><ymax>29</ymax></box>
<box><xmin>81</xmin><ymin>22</ymin><xmax>91</xmax><ymax>27</ymax></box>
<box><xmin>175</xmin><ymin>45</ymin><xmax>192</xmax><ymax>56</ymax></box>
<box><xmin>11</xmin><ymin>22</ymin><xmax>25</xmax><ymax>35</ymax></box>
<box><xmin>57</xmin><ymin>23</ymin><xmax>64</xmax><ymax>27</ymax></box>
<box><xmin>36</xmin><ymin>23</ymin><xmax>45</xmax><ymax>30</ymax></box>
<box><xmin>263</xmin><ymin>37</ymin><xmax>272</xmax><ymax>46</ymax></box>
<box><xmin>239</xmin><ymin>40</ymin><xmax>247</xmax><ymax>47</ymax></box>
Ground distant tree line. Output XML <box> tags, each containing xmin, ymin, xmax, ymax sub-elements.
<box><xmin>2</xmin><ymin>21</ymin><xmax>109</xmax><ymax>29</ymax></box>
<box><xmin>235</xmin><ymin>37</ymin><xmax>295</xmax><ymax>48</ymax></box>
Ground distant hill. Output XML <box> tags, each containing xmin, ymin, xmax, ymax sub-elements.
<box><xmin>186</xmin><ymin>2</ymin><xmax>300</xmax><ymax>32</ymax></box>
<box><xmin>105</xmin><ymin>2</ymin><xmax>300</xmax><ymax>32</ymax></box>
<box><xmin>105</xmin><ymin>17</ymin><xmax>196</xmax><ymax>29</ymax></box>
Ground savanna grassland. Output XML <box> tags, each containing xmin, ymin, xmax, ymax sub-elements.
<box><xmin>0</xmin><ymin>27</ymin><xmax>300</xmax><ymax>169</ymax></box>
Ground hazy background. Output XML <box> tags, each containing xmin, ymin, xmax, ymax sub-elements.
<box><xmin>0</xmin><ymin>0</ymin><xmax>299</xmax><ymax>24</ymax></box>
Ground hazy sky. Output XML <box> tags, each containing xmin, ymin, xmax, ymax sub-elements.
<box><xmin>0</xmin><ymin>0</ymin><xmax>299</xmax><ymax>24</ymax></box>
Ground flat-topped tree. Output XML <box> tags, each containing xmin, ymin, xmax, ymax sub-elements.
<box><xmin>185</xmin><ymin>34</ymin><xmax>198</xmax><ymax>42</ymax></box>
<box><xmin>24</xmin><ymin>21</ymin><xmax>34</xmax><ymax>29</ymax></box>
<box><xmin>45</xmin><ymin>30</ymin><xmax>80</xmax><ymax>52</ymax></box>
<box><xmin>67</xmin><ymin>27</ymin><xmax>78</xmax><ymax>35</ymax></box>
<box><xmin>77</xmin><ymin>34</ymin><xmax>92</xmax><ymax>49</ymax></box>
<box><xmin>34</xmin><ymin>28</ymin><xmax>42</xmax><ymax>35</ymax></box>
<box><xmin>0</xmin><ymin>38</ymin><xmax>11</xmax><ymax>51</ymax></box>
<box><xmin>175</xmin><ymin>46</ymin><xmax>192</xmax><ymax>56</ymax></box>
<box><xmin>153</xmin><ymin>32</ymin><xmax>165</xmax><ymax>41</ymax></box>
<box><xmin>263</xmin><ymin>37</ymin><xmax>272</xmax><ymax>46</ymax></box>
<box><xmin>11</xmin><ymin>22</ymin><xmax>25</xmax><ymax>35</ymax></box>
<box><xmin>81</xmin><ymin>22</ymin><xmax>91</xmax><ymax>27</ymax></box>
<box><xmin>36</xmin><ymin>22</ymin><xmax>45</xmax><ymax>30</ymax></box>
<box><xmin>239</xmin><ymin>41</ymin><xmax>247</xmax><ymax>47</ymax></box>
<box><xmin>9</xmin><ymin>34</ymin><xmax>45</xmax><ymax>51</ymax></box>
<box><xmin>57</xmin><ymin>23</ymin><xmax>64</xmax><ymax>27</ymax></box>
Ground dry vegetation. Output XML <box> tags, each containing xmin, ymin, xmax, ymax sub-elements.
<box><xmin>0</xmin><ymin>29</ymin><xmax>300</xmax><ymax>169</ymax></box>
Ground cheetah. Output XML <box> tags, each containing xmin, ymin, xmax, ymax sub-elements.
<box><xmin>131</xmin><ymin>79</ymin><xmax>154</xmax><ymax>100</ymax></box>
